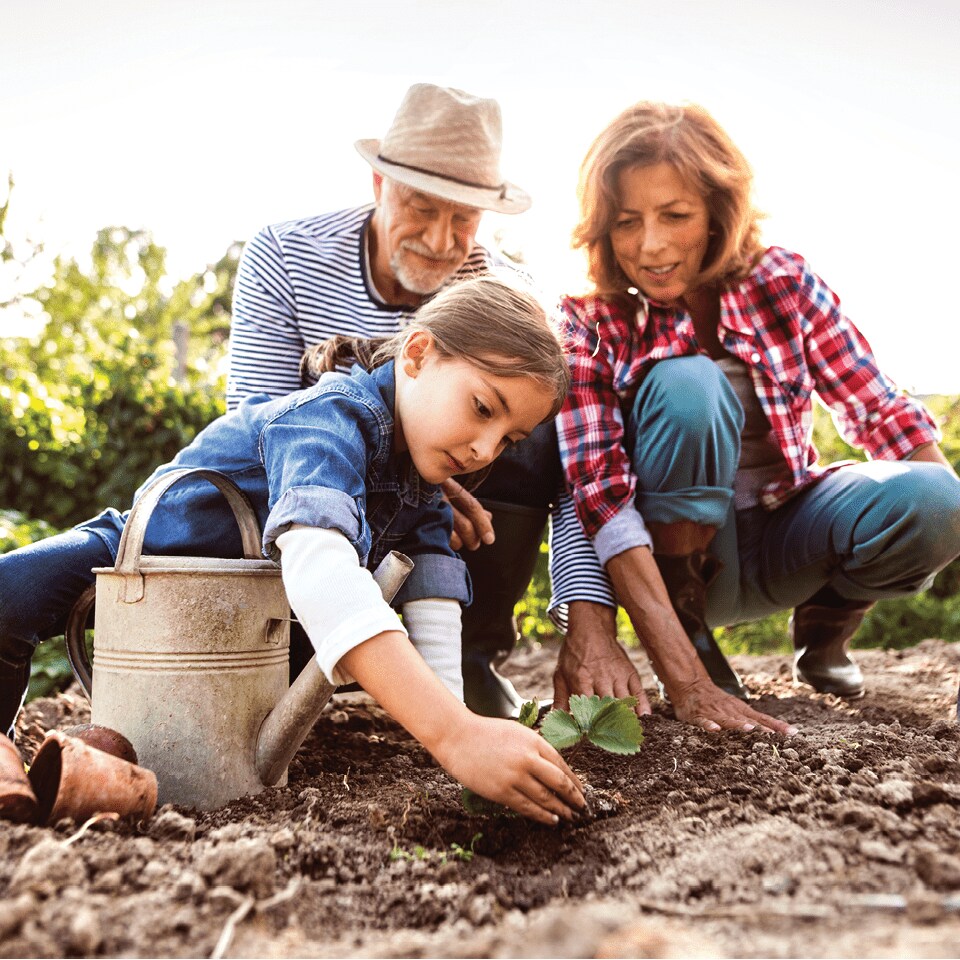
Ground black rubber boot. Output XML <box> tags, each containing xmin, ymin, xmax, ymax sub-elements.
<box><xmin>791</xmin><ymin>585</ymin><xmax>872</xmax><ymax>699</ymax></box>
<box><xmin>1</xmin><ymin>637</ymin><xmax>35</xmax><ymax>741</ymax></box>
<box><xmin>655</xmin><ymin>551</ymin><xmax>748</xmax><ymax>700</ymax></box>
<box><xmin>461</xmin><ymin>501</ymin><xmax>548</xmax><ymax>718</ymax></box>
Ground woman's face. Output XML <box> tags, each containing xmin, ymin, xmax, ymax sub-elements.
<box><xmin>609</xmin><ymin>162</ymin><xmax>711</xmax><ymax>304</ymax></box>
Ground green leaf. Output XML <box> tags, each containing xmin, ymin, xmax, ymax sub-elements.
<box><xmin>568</xmin><ymin>693</ymin><xmax>601</xmax><ymax>731</ymax></box>
<box><xmin>587</xmin><ymin>698</ymin><xmax>644</xmax><ymax>755</ymax></box>
<box><xmin>517</xmin><ymin>699</ymin><xmax>539</xmax><ymax>728</ymax></box>
<box><xmin>540</xmin><ymin>708</ymin><xmax>583</xmax><ymax>750</ymax></box>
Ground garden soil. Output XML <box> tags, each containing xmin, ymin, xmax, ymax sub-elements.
<box><xmin>2</xmin><ymin>639</ymin><xmax>959</xmax><ymax>959</ymax></box>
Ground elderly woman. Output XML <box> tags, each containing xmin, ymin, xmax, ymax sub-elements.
<box><xmin>554</xmin><ymin>100</ymin><xmax>960</xmax><ymax>731</ymax></box>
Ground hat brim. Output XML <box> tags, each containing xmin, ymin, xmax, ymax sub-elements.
<box><xmin>355</xmin><ymin>139</ymin><xmax>531</xmax><ymax>215</ymax></box>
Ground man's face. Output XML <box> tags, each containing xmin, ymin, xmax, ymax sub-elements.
<box><xmin>372</xmin><ymin>176</ymin><xmax>483</xmax><ymax>299</ymax></box>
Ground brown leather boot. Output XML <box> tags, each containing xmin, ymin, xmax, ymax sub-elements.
<box><xmin>791</xmin><ymin>586</ymin><xmax>873</xmax><ymax>698</ymax></box>
<box><xmin>654</xmin><ymin>550</ymin><xmax>748</xmax><ymax>700</ymax></box>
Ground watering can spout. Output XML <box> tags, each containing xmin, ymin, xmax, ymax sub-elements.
<box><xmin>255</xmin><ymin>550</ymin><xmax>415</xmax><ymax>787</ymax></box>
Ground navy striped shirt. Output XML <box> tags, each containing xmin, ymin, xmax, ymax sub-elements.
<box><xmin>226</xmin><ymin>205</ymin><xmax>502</xmax><ymax>407</ymax></box>
<box><xmin>226</xmin><ymin>203</ymin><xmax>616</xmax><ymax>625</ymax></box>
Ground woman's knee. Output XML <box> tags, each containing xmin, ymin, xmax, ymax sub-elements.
<box><xmin>845</xmin><ymin>462</ymin><xmax>960</xmax><ymax>582</ymax></box>
<box><xmin>900</xmin><ymin>464</ymin><xmax>960</xmax><ymax>567</ymax></box>
<box><xmin>633</xmin><ymin>356</ymin><xmax>743</xmax><ymax>439</ymax></box>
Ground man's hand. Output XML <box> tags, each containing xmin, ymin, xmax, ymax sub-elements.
<box><xmin>668</xmin><ymin>676</ymin><xmax>797</xmax><ymax>735</ymax></box>
<box><xmin>441</xmin><ymin>478</ymin><xmax>494</xmax><ymax>551</ymax></box>
<box><xmin>553</xmin><ymin>601</ymin><xmax>652</xmax><ymax>716</ymax></box>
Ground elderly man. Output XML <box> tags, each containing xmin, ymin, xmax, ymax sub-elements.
<box><xmin>226</xmin><ymin>83</ymin><xmax>566</xmax><ymax>718</ymax></box>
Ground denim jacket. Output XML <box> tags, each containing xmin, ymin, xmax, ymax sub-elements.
<box><xmin>131</xmin><ymin>360</ymin><xmax>471</xmax><ymax>607</ymax></box>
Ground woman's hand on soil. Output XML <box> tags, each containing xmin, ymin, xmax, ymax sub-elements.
<box><xmin>436</xmin><ymin>715</ymin><xmax>586</xmax><ymax>825</ymax></box>
<box><xmin>671</xmin><ymin>679</ymin><xmax>798</xmax><ymax>736</ymax></box>
<box><xmin>441</xmin><ymin>478</ymin><xmax>494</xmax><ymax>551</ymax></box>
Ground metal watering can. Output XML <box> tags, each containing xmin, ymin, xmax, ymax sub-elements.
<box><xmin>66</xmin><ymin>468</ymin><xmax>412</xmax><ymax>811</ymax></box>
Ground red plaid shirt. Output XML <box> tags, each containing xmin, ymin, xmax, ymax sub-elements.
<box><xmin>558</xmin><ymin>246</ymin><xmax>940</xmax><ymax>540</ymax></box>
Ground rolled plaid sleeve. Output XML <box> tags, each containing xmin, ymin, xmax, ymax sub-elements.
<box><xmin>795</xmin><ymin>260</ymin><xmax>940</xmax><ymax>461</ymax></box>
<box><xmin>557</xmin><ymin>298</ymin><xmax>647</xmax><ymax>554</ymax></box>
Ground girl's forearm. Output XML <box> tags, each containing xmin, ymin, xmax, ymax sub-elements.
<box><xmin>338</xmin><ymin>630</ymin><xmax>468</xmax><ymax>762</ymax></box>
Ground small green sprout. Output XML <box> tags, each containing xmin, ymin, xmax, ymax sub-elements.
<box><xmin>449</xmin><ymin>832</ymin><xmax>482</xmax><ymax>862</ymax></box>
<box><xmin>541</xmin><ymin>695</ymin><xmax>645</xmax><ymax>756</ymax></box>
<box><xmin>517</xmin><ymin>698</ymin><xmax>540</xmax><ymax>729</ymax></box>
<box><xmin>389</xmin><ymin>833</ymin><xmax>483</xmax><ymax>864</ymax></box>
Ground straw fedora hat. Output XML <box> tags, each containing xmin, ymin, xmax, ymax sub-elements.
<box><xmin>355</xmin><ymin>83</ymin><xmax>531</xmax><ymax>215</ymax></box>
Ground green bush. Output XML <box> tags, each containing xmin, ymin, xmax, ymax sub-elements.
<box><xmin>0</xmin><ymin>341</ymin><xmax>224</xmax><ymax>527</ymax></box>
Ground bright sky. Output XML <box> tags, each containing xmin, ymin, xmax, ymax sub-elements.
<box><xmin>2</xmin><ymin>0</ymin><xmax>958</xmax><ymax>392</ymax></box>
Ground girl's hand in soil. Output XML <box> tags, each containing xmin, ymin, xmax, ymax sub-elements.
<box><xmin>671</xmin><ymin>678</ymin><xmax>798</xmax><ymax>736</ymax></box>
<box><xmin>435</xmin><ymin>714</ymin><xmax>587</xmax><ymax>825</ymax></box>
<box><xmin>338</xmin><ymin>630</ymin><xmax>586</xmax><ymax>825</ymax></box>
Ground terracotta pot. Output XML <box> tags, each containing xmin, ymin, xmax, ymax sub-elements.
<box><xmin>62</xmin><ymin>724</ymin><xmax>139</xmax><ymax>765</ymax></box>
<box><xmin>27</xmin><ymin>731</ymin><xmax>157</xmax><ymax>825</ymax></box>
<box><xmin>0</xmin><ymin>737</ymin><xmax>38</xmax><ymax>824</ymax></box>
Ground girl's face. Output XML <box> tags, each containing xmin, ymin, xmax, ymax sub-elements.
<box><xmin>609</xmin><ymin>162</ymin><xmax>711</xmax><ymax>304</ymax></box>
<box><xmin>395</xmin><ymin>333</ymin><xmax>554</xmax><ymax>485</ymax></box>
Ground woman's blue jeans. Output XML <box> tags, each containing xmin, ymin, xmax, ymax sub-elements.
<box><xmin>628</xmin><ymin>356</ymin><xmax>960</xmax><ymax>629</ymax></box>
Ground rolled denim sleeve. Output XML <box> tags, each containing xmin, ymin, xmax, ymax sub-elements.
<box><xmin>394</xmin><ymin>553</ymin><xmax>472</xmax><ymax>606</ymax></box>
<box><xmin>264</xmin><ymin>485</ymin><xmax>367</xmax><ymax>562</ymax></box>
<box><xmin>394</xmin><ymin>493</ymin><xmax>471</xmax><ymax>605</ymax></box>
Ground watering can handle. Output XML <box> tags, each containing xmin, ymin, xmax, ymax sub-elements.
<box><xmin>66</xmin><ymin>469</ymin><xmax>265</xmax><ymax>698</ymax></box>
<box><xmin>114</xmin><ymin>468</ymin><xmax>264</xmax><ymax>578</ymax></box>
<box><xmin>64</xmin><ymin>583</ymin><xmax>97</xmax><ymax>700</ymax></box>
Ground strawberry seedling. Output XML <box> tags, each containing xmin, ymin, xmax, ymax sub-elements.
<box><xmin>462</xmin><ymin>695</ymin><xmax>643</xmax><ymax>815</ymax></box>
<box><xmin>540</xmin><ymin>694</ymin><xmax>644</xmax><ymax>756</ymax></box>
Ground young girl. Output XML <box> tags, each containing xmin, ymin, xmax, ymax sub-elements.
<box><xmin>0</xmin><ymin>275</ymin><xmax>585</xmax><ymax>825</ymax></box>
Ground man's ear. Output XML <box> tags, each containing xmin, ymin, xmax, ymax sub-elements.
<box><xmin>372</xmin><ymin>172</ymin><xmax>384</xmax><ymax>204</ymax></box>
<box><xmin>400</xmin><ymin>330</ymin><xmax>433</xmax><ymax>377</ymax></box>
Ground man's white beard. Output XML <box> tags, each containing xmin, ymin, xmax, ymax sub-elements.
<box><xmin>390</xmin><ymin>245</ymin><xmax>462</xmax><ymax>296</ymax></box>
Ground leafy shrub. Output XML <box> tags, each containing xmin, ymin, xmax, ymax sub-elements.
<box><xmin>0</xmin><ymin>509</ymin><xmax>59</xmax><ymax>552</ymax></box>
<box><xmin>0</xmin><ymin>340</ymin><xmax>224</xmax><ymax>527</ymax></box>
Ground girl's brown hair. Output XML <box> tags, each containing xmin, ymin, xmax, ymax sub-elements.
<box><xmin>573</xmin><ymin>101</ymin><xmax>765</xmax><ymax>297</ymax></box>
<box><xmin>299</xmin><ymin>275</ymin><xmax>570</xmax><ymax>486</ymax></box>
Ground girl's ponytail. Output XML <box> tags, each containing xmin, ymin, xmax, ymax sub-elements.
<box><xmin>300</xmin><ymin>335</ymin><xmax>391</xmax><ymax>387</ymax></box>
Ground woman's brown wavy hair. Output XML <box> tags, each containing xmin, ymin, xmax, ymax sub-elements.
<box><xmin>573</xmin><ymin>101</ymin><xmax>765</xmax><ymax>297</ymax></box>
